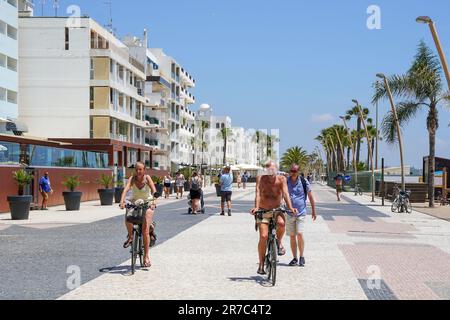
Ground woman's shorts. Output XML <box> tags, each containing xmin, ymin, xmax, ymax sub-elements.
<box><xmin>190</xmin><ymin>189</ymin><xmax>201</xmax><ymax>200</ymax></box>
<box><xmin>164</xmin><ymin>183</ymin><xmax>171</xmax><ymax>188</ymax></box>
<box><xmin>336</xmin><ymin>185</ymin><xmax>343</xmax><ymax>192</ymax></box>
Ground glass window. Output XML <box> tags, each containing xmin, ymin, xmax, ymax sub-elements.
<box><xmin>0</xmin><ymin>141</ymin><xmax>20</xmax><ymax>164</ymax></box>
<box><xmin>7</xmin><ymin>25</ymin><xmax>17</xmax><ymax>40</ymax></box>
<box><xmin>0</xmin><ymin>87</ymin><xmax>6</xmax><ymax>101</ymax></box>
<box><xmin>7</xmin><ymin>90</ymin><xmax>17</xmax><ymax>104</ymax></box>
<box><xmin>0</xmin><ymin>20</ymin><xmax>6</xmax><ymax>35</ymax></box>
<box><xmin>7</xmin><ymin>56</ymin><xmax>17</xmax><ymax>72</ymax></box>
<box><xmin>7</xmin><ymin>0</ymin><xmax>18</xmax><ymax>8</ymax></box>
<box><xmin>0</xmin><ymin>53</ymin><xmax>6</xmax><ymax>68</ymax></box>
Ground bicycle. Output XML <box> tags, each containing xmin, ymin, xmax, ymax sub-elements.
<box><xmin>254</xmin><ymin>207</ymin><xmax>286</xmax><ymax>286</ymax></box>
<box><xmin>391</xmin><ymin>185</ymin><xmax>412</xmax><ymax>214</ymax></box>
<box><xmin>437</xmin><ymin>191</ymin><xmax>449</xmax><ymax>206</ymax></box>
<box><xmin>125</xmin><ymin>199</ymin><xmax>158</xmax><ymax>275</ymax></box>
<box><xmin>355</xmin><ymin>183</ymin><xmax>363</xmax><ymax>196</ymax></box>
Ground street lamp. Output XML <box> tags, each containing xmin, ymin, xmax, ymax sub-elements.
<box><xmin>376</xmin><ymin>73</ymin><xmax>406</xmax><ymax>192</ymax></box>
<box><xmin>340</xmin><ymin>116</ymin><xmax>358</xmax><ymax>195</ymax></box>
<box><xmin>352</xmin><ymin>99</ymin><xmax>375</xmax><ymax>202</ymax></box>
<box><xmin>416</xmin><ymin>16</ymin><xmax>450</xmax><ymax>91</ymax></box>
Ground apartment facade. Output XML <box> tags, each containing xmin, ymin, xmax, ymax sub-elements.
<box><xmin>148</xmin><ymin>48</ymin><xmax>196</xmax><ymax>171</ymax></box>
<box><xmin>18</xmin><ymin>16</ymin><xmax>154</xmax><ymax>169</ymax></box>
<box><xmin>0</xmin><ymin>0</ymin><xmax>19</xmax><ymax>132</ymax></box>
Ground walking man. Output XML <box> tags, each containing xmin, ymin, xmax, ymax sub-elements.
<box><xmin>334</xmin><ymin>172</ymin><xmax>344</xmax><ymax>201</ymax></box>
<box><xmin>242</xmin><ymin>171</ymin><xmax>249</xmax><ymax>189</ymax></box>
<box><xmin>220</xmin><ymin>166</ymin><xmax>233</xmax><ymax>216</ymax></box>
<box><xmin>39</xmin><ymin>172</ymin><xmax>53</xmax><ymax>210</ymax></box>
<box><xmin>286</xmin><ymin>164</ymin><xmax>317</xmax><ymax>267</ymax></box>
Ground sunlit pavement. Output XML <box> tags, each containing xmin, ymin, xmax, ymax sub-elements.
<box><xmin>58</xmin><ymin>183</ymin><xmax>450</xmax><ymax>300</ymax></box>
<box><xmin>2</xmin><ymin>183</ymin><xmax>450</xmax><ymax>300</ymax></box>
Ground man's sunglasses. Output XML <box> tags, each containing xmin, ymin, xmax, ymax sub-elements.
<box><xmin>290</xmin><ymin>170</ymin><xmax>299</xmax><ymax>173</ymax></box>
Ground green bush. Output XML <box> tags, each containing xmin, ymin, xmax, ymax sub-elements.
<box><xmin>12</xmin><ymin>169</ymin><xmax>33</xmax><ymax>196</ymax></box>
<box><xmin>97</xmin><ymin>173</ymin><xmax>113</xmax><ymax>189</ymax></box>
<box><xmin>62</xmin><ymin>175</ymin><xmax>81</xmax><ymax>192</ymax></box>
<box><xmin>152</xmin><ymin>176</ymin><xmax>163</xmax><ymax>185</ymax></box>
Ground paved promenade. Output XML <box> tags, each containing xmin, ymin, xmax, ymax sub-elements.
<box><xmin>2</xmin><ymin>183</ymin><xmax>450</xmax><ymax>300</ymax></box>
<box><xmin>60</xmin><ymin>184</ymin><xmax>450</xmax><ymax>300</ymax></box>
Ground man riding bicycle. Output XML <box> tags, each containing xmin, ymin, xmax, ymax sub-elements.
<box><xmin>251</xmin><ymin>161</ymin><xmax>297</xmax><ymax>275</ymax></box>
<box><xmin>120</xmin><ymin>162</ymin><xmax>157</xmax><ymax>268</ymax></box>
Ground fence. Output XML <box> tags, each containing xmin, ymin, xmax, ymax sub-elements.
<box><xmin>327</xmin><ymin>171</ymin><xmax>382</xmax><ymax>193</ymax></box>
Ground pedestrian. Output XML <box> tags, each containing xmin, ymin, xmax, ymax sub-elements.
<box><xmin>242</xmin><ymin>171</ymin><xmax>249</xmax><ymax>189</ymax></box>
<box><xmin>286</xmin><ymin>164</ymin><xmax>317</xmax><ymax>267</ymax></box>
<box><xmin>219</xmin><ymin>166</ymin><xmax>233</xmax><ymax>216</ymax></box>
<box><xmin>237</xmin><ymin>171</ymin><xmax>242</xmax><ymax>189</ymax></box>
<box><xmin>334</xmin><ymin>172</ymin><xmax>344</xmax><ymax>201</ymax></box>
<box><xmin>39</xmin><ymin>171</ymin><xmax>53</xmax><ymax>210</ymax></box>
<box><xmin>189</xmin><ymin>172</ymin><xmax>203</xmax><ymax>214</ymax></box>
<box><xmin>163</xmin><ymin>174</ymin><xmax>172</xmax><ymax>199</ymax></box>
<box><xmin>175</xmin><ymin>171</ymin><xmax>186</xmax><ymax>199</ymax></box>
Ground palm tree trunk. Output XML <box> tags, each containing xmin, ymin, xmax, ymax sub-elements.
<box><xmin>347</xmin><ymin>147</ymin><xmax>351</xmax><ymax>170</ymax></box>
<box><xmin>428</xmin><ymin>106</ymin><xmax>437</xmax><ymax>207</ymax></box>
<box><xmin>356</xmin><ymin>119</ymin><xmax>361</xmax><ymax>164</ymax></box>
<box><xmin>371</xmin><ymin>138</ymin><xmax>375</xmax><ymax>171</ymax></box>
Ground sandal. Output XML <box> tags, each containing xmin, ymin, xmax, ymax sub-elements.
<box><xmin>143</xmin><ymin>258</ymin><xmax>152</xmax><ymax>268</ymax></box>
<box><xmin>123</xmin><ymin>237</ymin><xmax>133</xmax><ymax>248</ymax></box>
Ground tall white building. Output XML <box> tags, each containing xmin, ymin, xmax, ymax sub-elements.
<box><xmin>0</xmin><ymin>0</ymin><xmax>20</xmax><ymax>132</ymax></box>
<box><xmin>148</xmin><ymin>48</ymin><xmax>196</xmax><ymax>171</ymax></box>
<box><xmin>18</xmin><ymin>16</ymin><xmax>153</xmax><ymax>168</ymax></box>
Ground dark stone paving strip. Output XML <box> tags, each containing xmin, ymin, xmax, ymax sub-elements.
<box><xmin>0</xmin><ymin>192</ymin><xmax>254</xmax><ymax>300</ymax></box>
<box><xmin>358</xmin><ymin>279</ymin><xmax>398</xmax><ymax>300</ymax></box>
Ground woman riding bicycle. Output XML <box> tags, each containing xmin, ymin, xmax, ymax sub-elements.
<box><xmin>120</xmin><ymin>162</ymin><xmax>157</xmax><ymax>268</ymax></box>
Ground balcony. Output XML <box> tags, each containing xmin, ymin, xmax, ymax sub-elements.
<box><xmin>180</xmin><ymin>88</ymin><xmax>195</xmax><ymax>104</ymax></box>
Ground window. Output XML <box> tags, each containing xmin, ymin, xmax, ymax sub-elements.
<box><xmin>0</xmin><ymin>87</ymin><xmax>6</xmax><ymax>101</ymax></box>
<box><xmin>0</xmin><ymin>141</ymin><xmax>20</xmax><ymax>164</ymax></box>
<box><xmin>65</xmin><ymin>27</ymin><xmax>69</xmax><ymax>50</ymax></box>
<box><xmin>0</xmin><ymin>20</ymin><xmax>6</xmax><ymax>35</ymax></box>
<box><xmin>7</xmin><ymin>25</ymin><xmax>17</xmax><ymax>40</ymax></box>
<box><xmin>90</xmin><ymin>87</ymin><xmax>94</xmax><ymax>109</ymax></box>
<box><xmin>216</xmin><ymin>123</ymin><xmax>220</xmax><ymax>129</ymax></box>
<box><xmin>0</xmin><ymin>53</ymin><xmax>5</xmax><ymax>68</ymax></box>
<box><xmin>7</xmin><ymin>56</ymin><xmax>17</xmax><ymax>72</ymax></box>
<box><xmin>7</xmin><ymin>90</ymin><xmax>17</xmax><ymax>104</ymax></box>
<box><xmin>7</xmin><ymin>0</ymin><xmax>18</xmax><ymax>8</ymax></box>
<box><xmin>90</xmin><ymin>58</ymin><xmax>94</xmax><ymax>79</ymax></box>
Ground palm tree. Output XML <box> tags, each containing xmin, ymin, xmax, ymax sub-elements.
<box><xmin>281</xmin><ymin>146</ymin><xmax>309</xmax><ymax>171</ymax></box>
<box><xmin>346</xmin><ymin>106</ymin><xmax>370</xmax><ymax>164</ymax></box>
<box><xmin>373</xmin><ymin>41</ymin><xmax>450</xmax><ymax>207</ymax></box>
<box><xmin>217</xmin><ymin>127</ymin><xmax>234</xmax><ymax>166</ymax></box>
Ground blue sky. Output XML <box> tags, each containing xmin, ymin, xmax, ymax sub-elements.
<box><xmin>45</xmin><ymin>0</ymin><xmax>450</xmax><ymax>168</ymax></box>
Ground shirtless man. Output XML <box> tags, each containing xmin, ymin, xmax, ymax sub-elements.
<box><xmin>251</xmin><ymin>161</ymin><xmax>297</xmax><ymax>275</ymax></box>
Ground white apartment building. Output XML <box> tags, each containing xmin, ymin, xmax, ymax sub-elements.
<box><xmin>18</xmin><ymin>16</ymin><xmax>153</xmax><ymax>168</ymax></box>
<box><xmin>0</xmin><ymin>0</ymin><xmax>20</xmax><ymax>133</ymax></box>
<box><xmin>149</xmin><ymin>48</ymin><xmax>196</xmax><ymax>172</ymax></box>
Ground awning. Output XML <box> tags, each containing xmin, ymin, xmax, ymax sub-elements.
<box><xmin>6</xmin><ymin>120</ymin><xmax>28</xmax><ymax>133</ymax></box>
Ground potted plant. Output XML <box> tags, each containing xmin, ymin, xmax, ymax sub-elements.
<box><xmin>152</xmin><ymin>176</ymin><xmax>164</xmax><ymax>195</ymax></box>
<box><xmin>62</xmin><ymin>175</ymin><xmax>82</xmax><ymax>211</ymax></box>
<box><xmin>7</xmin><ymin>169</ymin><xmax>33</xmax><ymax>220</ymax></box>
<box><xmin>97</xmin><ymin>173</ymin><xmax>114</xmax><ymax>206</ymax></box>
<box><xmin>114</xmin><ymin>179</ymin><xmax>124</xmax><ymax>204</ymax></box>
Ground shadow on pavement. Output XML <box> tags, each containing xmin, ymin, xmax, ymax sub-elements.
<box><xmin>228</xmin><ymin>276</ymin><xmax>273</xmax><ymax>287</ymax></box>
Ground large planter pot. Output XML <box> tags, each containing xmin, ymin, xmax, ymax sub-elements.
<box><xmin>215</xmin><ymin>184</ymin><xmax>222</xmax><ymax>197</ymax></box>
<box><xmin>184</xmin><ymin>181</ymin><xmax>191</xmax><ymax>192</ymax></box>
<box><xmin>98</xmin><ymin>189</ymin><xmax>114</xmax><ymax>206</ymax></box>
<box><xmin>156</xmin><ymin>183</ymin><xmax>164</xmax><ymax>195</ymax></box>
<box><xmin>7</xmin><ymin>195</ymin><xmax>33</xmax><ymax>220</ymax></box>
<box><xmin>63</xmin><ymin>191</ymin><xmax>82</xmax><ymax>211</ymax></box>
<box><xmin>114</xmin><ymin>187</ymin><xmax>124</xmax><ymax>203</ymax></box>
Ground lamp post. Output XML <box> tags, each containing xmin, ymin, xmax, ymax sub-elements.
<box><xmin>340</xmin><ymin>116</ymin><xmax>358</xmax><ymax>195</ymax></box>
<box><xmin>376</xmin><ymin>73</ymin><xmax>406</xmax><ymax>192</ymax></box>
<box><xmin>416</xmin><ymin>16</ymin><xmax>450</xmax><ymax>91</ymax></box>
<box><xmin>375</xmin><ymin>81</ymin><xmax>380</xmax><ymax>171</ymax></box>
<box><xmin>352</xmin><ymin>99</ymin><xmax>375</xmax><ymax>202</ymax></box>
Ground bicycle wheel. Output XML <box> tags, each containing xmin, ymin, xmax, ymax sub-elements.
<box><xmin>131</xmin><ymin>229</ymin><xmax>140</xmax><ymax>274</ymax></box>
<box><xmin>265</xmin><ymin>239</ymin><xmax>272</xmax><ymax>280</ymax></box>
<box><xmin>391</xmin><ymin>199</ymin><xmax>399</xmax><ymax>213</ymax></box>
<box><xmin>405</xmin><ymin>199</ymin><xmax>412</xmax><ymax>214</ymax></box>
<box><xmin>270</xmin><ymin>237</ymin><xmax>277</xmax><ymax>286</ymax></box>
<box><xmin>138</xmin><ymin>234</ymin><xmax>143</xmax><ymax>267</ymax></box>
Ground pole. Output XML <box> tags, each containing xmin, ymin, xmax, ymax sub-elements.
<box><xmin>341</xmin><ymin>117</ymin><xmax>358</xmax><ymax>196</ymax></box>
<box><xmin>381</xmin><ymin>158</ymin><xmax>385</xmax><ymax>206</ymax></box>
<box><xmin>383</xmin><ymin>77</ymin><xmax>406</xmax><ymax>192</ymax></box>
<box><xmin>375</xmin><ymin>84</ymin><xmax>380</xmax><ymax>171</ymax></box>
<box><xmin>356</xmin><ymin>103</ymin><xmax>375</xmax><ymax>202</ymax></box>
<box><xmin>428</xmin><ymin>22</ymin><xmax>450</xmax><ymax>91</ymax></box>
